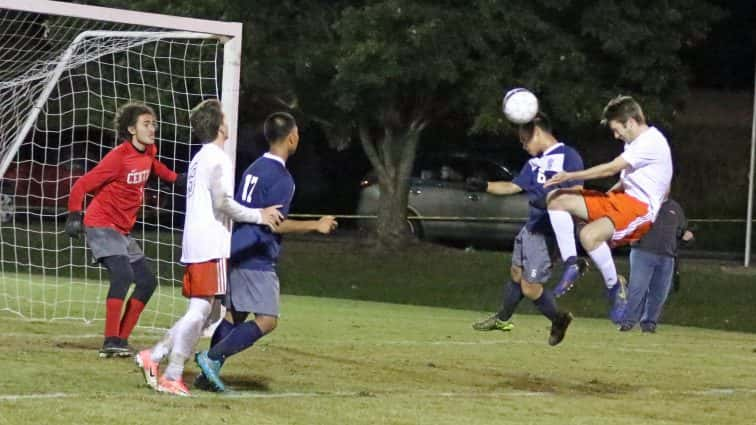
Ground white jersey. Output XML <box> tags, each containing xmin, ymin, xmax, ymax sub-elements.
<box><xmin>181</xmin><ymin>143</ymin><xmax>233</xmax><ymax>263</ymax></box>
<box><xmin>619</xmin><ymin>126</ymin><xmax>673</xmax><ymax>219</ymax></box>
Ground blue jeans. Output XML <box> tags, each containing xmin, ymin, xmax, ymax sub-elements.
<box><xmin>622</xmin><ymin>249</ymin><xmax>675</xmax><ymax>327</ymax></box>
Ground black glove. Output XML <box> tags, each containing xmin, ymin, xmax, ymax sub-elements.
<box><xmin>64</xmin><ymin>211</ymin><xmax>84</xmax><ymax>239</ymax></box>
<box><xmin>465</xmin><ymin>176</ymin><xmax>488</xmax><ymax>192</ymax></box>
<box><xmin>529</xmin><ymin>196</ymin><xmax>547</xmax><ymax>210</ymax></box>
<box><xmin>174</xmin><ymin>173</ymin><xmax>187</xmax><ymax>193</ymax></box>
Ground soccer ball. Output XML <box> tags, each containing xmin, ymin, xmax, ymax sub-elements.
<box><xmin>502</xmin><ymin>88</ymin><xmax>539</xmax><ymax>124</ymax></box>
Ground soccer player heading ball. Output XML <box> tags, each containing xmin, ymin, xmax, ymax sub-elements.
<box><xmin>65</xmin><ymin>102</ymin><xmax>185</xmax><ymax>358</ymax></box>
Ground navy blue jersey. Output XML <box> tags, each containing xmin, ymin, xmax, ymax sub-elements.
<box><xmin>512</xmin><ymin>143</ymin><xmax>584</xmax><ymax>233</ymax></box>
<box><xmin>229</xmin><ymin>153</ymin><xmax>295</xmax><ymax>271</ymax></box>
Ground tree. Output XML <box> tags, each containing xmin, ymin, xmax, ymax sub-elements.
<box><xmin>84</xmin><ymin>0</ymin><xmax>723</xmax><ymax>249</ymax></box>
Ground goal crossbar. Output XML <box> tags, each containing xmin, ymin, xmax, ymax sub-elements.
<box><xmin>0</xmin><ymin>0</ymin><xmax>242</xmax><ymax>38</ymax></box>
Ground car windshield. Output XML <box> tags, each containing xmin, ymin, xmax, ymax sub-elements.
<box><xmin>414</xmin><ymin>156</ymin><xmax>516</xmax><ymax>183</ymax></box>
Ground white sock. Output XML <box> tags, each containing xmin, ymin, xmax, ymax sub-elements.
<box><xmin>164</xmin><ymin>351</ymin><xmax>188</xmax><ymax>382</ymax></box>
<box><xmin>587</xmin><ymin>242</ymin><xmax>617</xmax><ymax>288</ymax></box>
<box><xmin>548</xmin><ymin>210</ymin><xmax>577</xmax><ymax>261</ymax></box>
<box><xmin>162</xmin><ymin>298</ymin><xmax>212</xmax><ymax>381</ymax></box>
<box><xmin>150</xmin><ymin>331</ymin><xmax>172</xmax><ymax>363</ymax></box>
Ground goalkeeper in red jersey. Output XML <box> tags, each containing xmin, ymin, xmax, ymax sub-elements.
<box><xmin>65</xmin><ymin>102</ymin><xmax>185</xmax><ymax>358</ymax></box>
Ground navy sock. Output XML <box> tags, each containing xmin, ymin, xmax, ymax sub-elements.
<box><xmin>208</xmin><ymin>321</ymin><xmax>264</xmax><ymax>362</ymax></box>
<box><xmin>210</xmin><ymin>319</ymin><xmax>234</xmax><ymax>349</ymax></box>
<box><xmin>497</xmin><ymin>281</ymin><xmax>524</xmax><ymax>321</ymax></box>
<box><xmin>533</xmin><ymin>289</ymin><xmax>559</xmax><ymax>321</ymax></box>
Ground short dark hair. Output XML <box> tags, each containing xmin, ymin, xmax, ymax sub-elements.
<box><xmin>190</xmin><ymin>99</ymin><xmax>223</xmax><ymax>143</ymax></box>
<box><xmin>518</xmin><ymin>111</ymin><xmax>552</xmax><ymax>142</ymax></box>
<box><xmin>601</xmin><ymin>95</ymin><xmax>646</xmax><ymax>125</ymax></box>
<box><xmin>114</xmin><ymin>102</ymin><xmax>155</xmax><ymax>141</ymax></box>
<box><xmin>263</xmin><ymin>112</ymin><xmax>296</xmax><ymax>145</ymax></box>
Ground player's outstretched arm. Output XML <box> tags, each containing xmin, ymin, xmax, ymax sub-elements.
<box><xmin>65</xmin><ymin>149</ymin><xmax>122</xmax><ymax>238</ymax></box>
<box><xmin>274</xmin><ymin>216</ymin><xmax>338</xmax><ymax>235</ymax></box>
<box><xmin>544</xmin><ymin>156</ymin><xmax>629</xmax><ymax>188</ymax></box>
<box><xmin>150</xmin><ymin>155</ymin><xmax>178</xmax><ymax>183</ymax></box>
<box><xmin>486</xmin><ymin>181</ymin><xmax>522</xmax><ymax>196</ymax></box>
<box><xmin>208</xmin><ymin>164</ymin><xmax>283</xmax><ymax>228</ymax></box>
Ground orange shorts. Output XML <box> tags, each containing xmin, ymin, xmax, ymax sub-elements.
<box><xmin>582</xmin><ymin>190</ymin><xmax>653</xmax><ymax>246</ymax></box>
<box><xmin>182</xmin><ymin>259</ymin><xmax>227</xmax><ymax>298</ymax></box>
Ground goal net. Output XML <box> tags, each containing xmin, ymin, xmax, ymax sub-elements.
<box><xmin>0</xmin><ymin>0</ymin><xmax>241</xmax><ymax>329</ymax></box>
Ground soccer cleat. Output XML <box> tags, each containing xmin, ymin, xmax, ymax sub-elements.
<box><xmin>548</xmin><ymin>311</ymin><xmax>573</xmax><ymax>346</ymax></box>
<box><xmin>157</xmin><ymin>375</ymin><xmax>191</xmax><ymax>396</ymax></box>
<box><xmin>640</xmin><ymin>323</ymin><xmax>657</xmax><ymax>333</ymax></box>
<box><xmin>608</xmin><ymin>275</ymin><xmax>629</xmax><ymax>324</ymax></box>
<box><xmin>193</xmin><ymin>372</ymin><xmax>216</xmax><ymax>392</ymax></box>
<box><xmin>120</xmin><ymin>339</ymin><xmax>137</xmax><ymax>357</ymax></box>
<box><xmin>472</xmin><ymin>314</ymin><xmax>514</xmax><ymax>332</ymax></box>
<box><xmin>98</xmin><ymin>337</ymin><xmax>130</xmax><ymax>358</ymax></box>
<box><xmin>618</xmin><ymin>323</ymin><xmax>634</xmax><ymax>332</ymax></box>
<box><xmin>552</xmin><ymin>257</ymin><xmax>587</xmax><ymax>298</ymax></box>
<box><xmin>135</xmin><ymin>349</ymin><xmax>159</xmax><ymax>390</ymax></box>
<box><xmin>195</xmin><ymin>351</ymin><xmax>226</xmax><ymax>392</ymax></box>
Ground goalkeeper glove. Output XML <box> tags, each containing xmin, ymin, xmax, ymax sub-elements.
<box><xmin>465</xmin><ymin>176</ymin><xmax>488</xmax><ymax>193</ymax></box>
<box><xmin>174</xmin><ymin>173</ymin><xmax>187</xmax><ymax>193</ymax></box>
<box><xmin>64</xmin><ymin>211</ymin><xmax>84</xmax><ymax>238</ymax></box>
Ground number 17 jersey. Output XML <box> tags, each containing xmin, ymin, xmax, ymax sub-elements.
<box><xmin>231</xmin><ymin>153</ymin><xmax>295</xmax><ymax>271</ymax></box>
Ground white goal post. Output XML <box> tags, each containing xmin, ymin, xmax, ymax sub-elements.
<box><xmin>0</xmin><ymin>0</ymin><xmax>242</xmax><ymax>327</ymax></box>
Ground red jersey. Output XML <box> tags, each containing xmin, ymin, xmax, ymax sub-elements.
<box><xmin>68</xmin><ymin>141</ymin><xmax>177</xmax><ymax>234</ymax></box>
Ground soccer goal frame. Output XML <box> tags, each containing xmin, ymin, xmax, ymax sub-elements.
<box><xmin>0</xmin><ymin>0</ymin><xmax>243</xmax><ymax>170</ymax></box>
<box><xmin>0</xmin><ymin>0</ymin><xmax>243</xmax><ymax>326</ymax></box>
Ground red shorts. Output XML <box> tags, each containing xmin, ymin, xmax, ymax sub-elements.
<box><xmin>582</xmin><ymin>190</ymin><xmax>653</xmax><ymax>246</ymax></box>
<box><xmin>182</xmin><ymin>259</ymin><xmax>227</xmax><ymax>298</ymax></box>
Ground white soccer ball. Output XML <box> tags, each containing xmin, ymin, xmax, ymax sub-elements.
<box><xmin>502</xmin><ymin>88</ymin><xmax>539</xmax><ymax>124</ymax></box>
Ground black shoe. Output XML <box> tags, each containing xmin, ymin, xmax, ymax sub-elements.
<box><xmin>640</xmin><ymin>323</ymin><xmax>657</xmax><ymax>333</ymax></box>
<box><xmin>548</xmin><ymin>312</ymin><xmax>573</xmax><ymax>346</ymax></box>
<box><xmin>119</xmin><ymin>339</ymin><xmax>137</xmax><ymax>357</ymax></box>
<box><xmin>98</xmin><ymin>337</ymin><xmax>131</xmax><ymax>358</ymax></box>
<box><xmin>193</xmin><ymin>372</ymin><xmax>217</xmax><ymax>392</ymax></box>
<box><xmin>619</xmin><ymin>323</ymin><xmax>634</xmax><ymax>332</ymax></box>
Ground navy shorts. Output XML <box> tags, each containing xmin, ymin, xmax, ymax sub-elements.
<box><xmin>511</xmin><ymin>227</ymin><xmax>555</xmax><ymax>284</ymax></box>
<box><xmin>224</xmin><ymin>268</ymin><xmax>280</xmax><ymax>317</ymax></box>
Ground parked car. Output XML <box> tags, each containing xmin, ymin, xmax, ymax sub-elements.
<box><xmin>357</xmin><ymin>153</ymin><xmax>530</xmax><ymax>246</ymax></box>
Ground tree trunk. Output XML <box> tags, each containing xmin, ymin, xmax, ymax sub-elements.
<box><xmin>359</xmin><ymin>118</ymin><xmax>426</xmax><ymax>251</ymax></box>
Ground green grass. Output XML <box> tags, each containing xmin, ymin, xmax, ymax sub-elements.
<box><xmin>276</xmin><ymin>239</ymin><xmax>756</xmax><ymax>333</ymax></box>
<box><xmin>1</xmin><ymin>294</ymin><xmax>756</xmax><ymax>425</ymax></box>
<box><xmin>3</xmin><ymin>233</ymin><xmax>756</xmax><ymax>332</ymax></box>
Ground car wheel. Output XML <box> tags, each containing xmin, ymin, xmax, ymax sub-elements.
<box><xmin>0</xmin><ymin>193</ymin><xmax>14</xmax><ymax>223</ymax></box>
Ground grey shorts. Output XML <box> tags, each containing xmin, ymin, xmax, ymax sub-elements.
<box><xmin>225</xmin><ymin>268</ymin><xmax>280</xmax><ymax>317</ymax></box>
<box><xmin>511</xmin><ymin>227</ymin><xmax>555</xmax><ymax>284</ymax></box>
<box><xmin>85</xmin><ymin>227</ymin><xmax>144</xmax><ymax>263</ymax></box>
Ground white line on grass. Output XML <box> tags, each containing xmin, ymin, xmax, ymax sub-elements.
<box><xmin>0</xmin><ymin>393</ymin><xmax>69</xmax><ymax>401</ymax></box>
<box><xmin>0</xmin><ymin>333</ymin><xmax>103</xmax><ymax>339</ymax></box>
<box><xmin>220</xmin><ymin>390</ymin><xmax>551</xmax><ymax>399</ymax></box>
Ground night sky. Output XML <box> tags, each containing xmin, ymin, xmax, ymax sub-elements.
<box><xmin>685</xmin><ymin>0</ymin><xmax>754</xmax><ymax>90</ymax></box>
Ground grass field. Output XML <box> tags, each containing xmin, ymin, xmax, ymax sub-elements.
<box><xmin>2</xmin><ymin>291</ymin><xmax>756</xmax><ymax>424</ymax></box>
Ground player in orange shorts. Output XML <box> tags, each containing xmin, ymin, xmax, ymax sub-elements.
<box><xmin>543</xmin><ymin>96</ymin><xmax>673</xmax><ymax>323</ymax></box>
<box><xmin>134</xmin><ymin>99</ymin><xmax>282</xmax><ymax>396</ymax></box>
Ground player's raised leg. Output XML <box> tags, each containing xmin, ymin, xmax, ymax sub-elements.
<box><xmin>547</xmin><ymin>190</ymin><xmax>590</xmax><ymax>297</ymax></box>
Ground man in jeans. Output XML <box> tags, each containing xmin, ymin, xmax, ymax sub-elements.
<box><xmin>619</xmin><ymin>199</ymin><xmax>693</xmax><ymax>332</ymax></box>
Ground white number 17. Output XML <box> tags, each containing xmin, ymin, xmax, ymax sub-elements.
<box><xmin>242</xmin><ymin>174</ymin><xmax>259</xmax><ymax>203</ymax></box>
